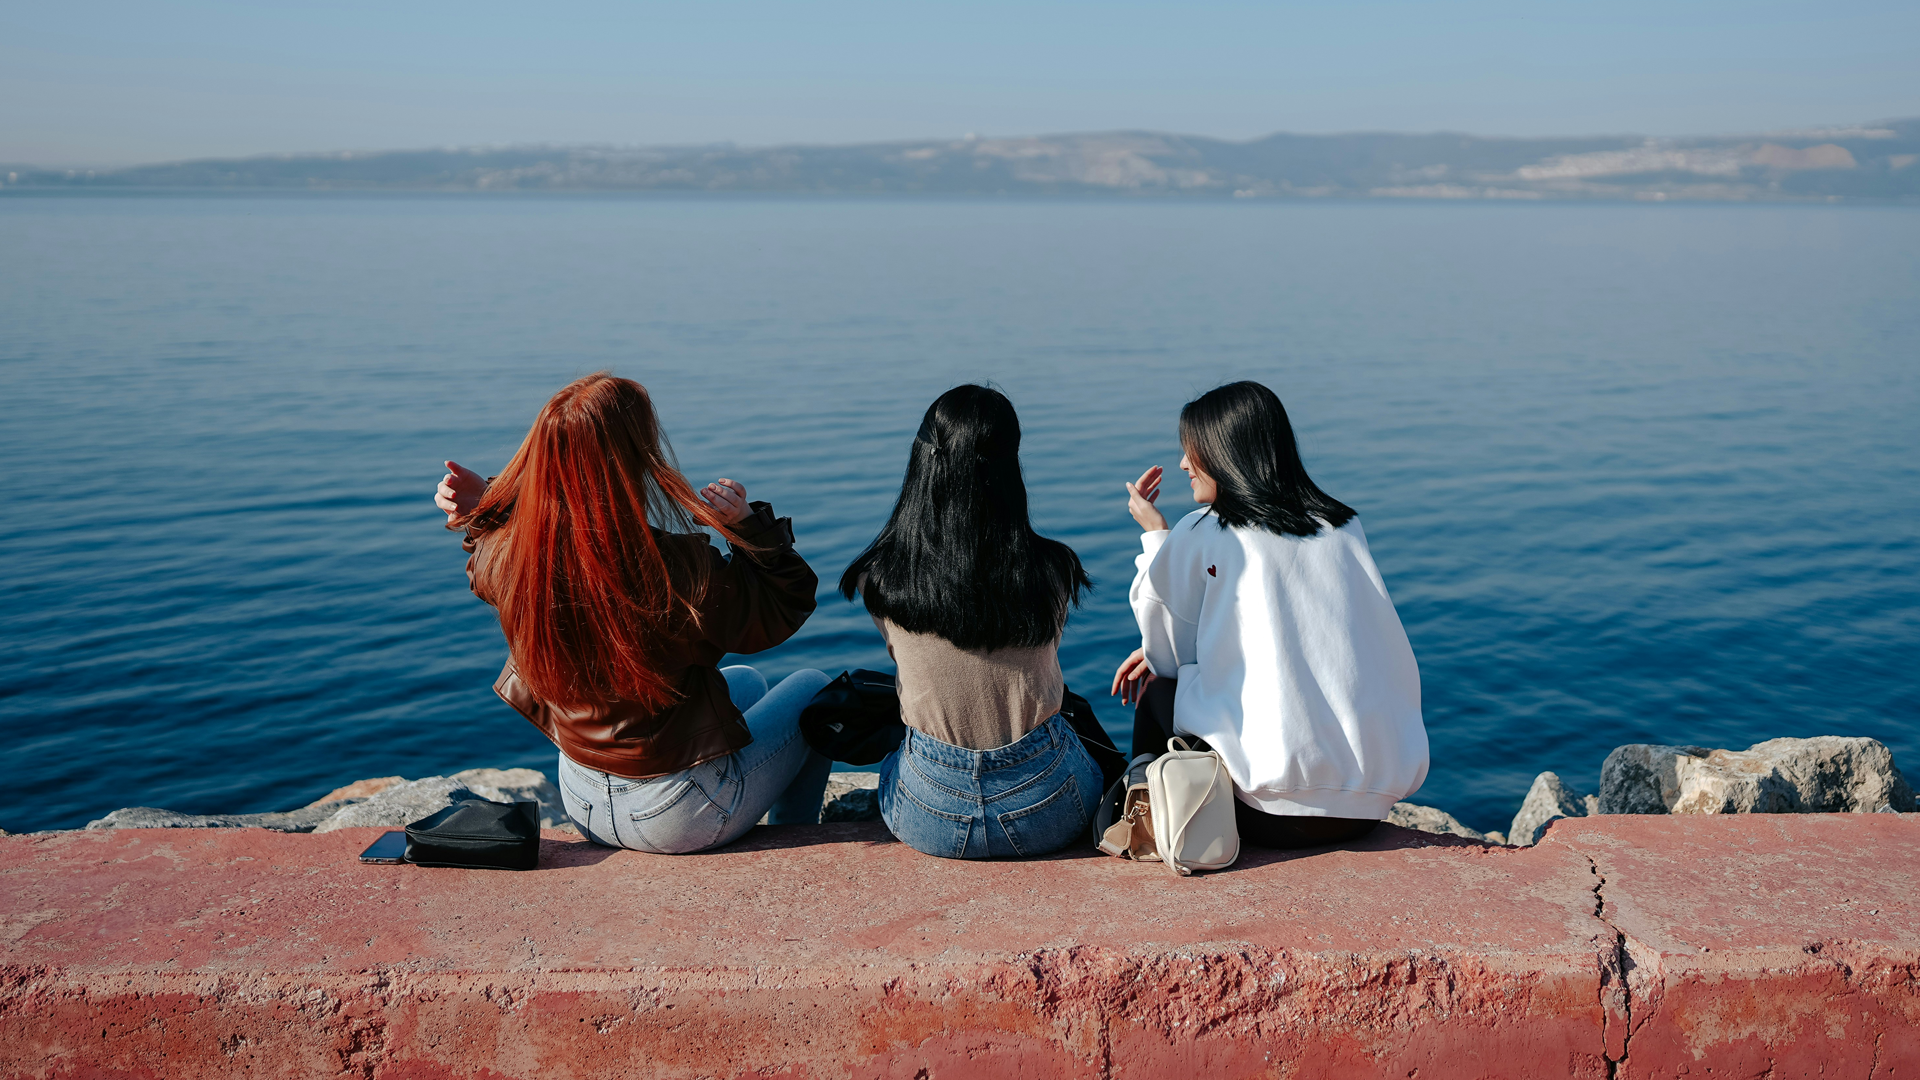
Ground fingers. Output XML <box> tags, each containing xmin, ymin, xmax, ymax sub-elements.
<box><xmin>1140</xmin><ymin>466</ymin><xmax>1161</xmax><ymax>503</ymax></box>
<box><xmin>1111</xmin><ymin>649</ymin><xmax>1150</xmax><ymax>699</ymax></box>
<box><xmin>699</xmin><ymin>481</ymin><xmax>749</xmax><ymax>524</ymax></box>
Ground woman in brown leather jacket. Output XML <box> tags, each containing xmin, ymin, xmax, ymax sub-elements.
<box><xmin>435</xmin><ymin>373</ymin><xmax>829</xmax><ymax>853</ymax></box>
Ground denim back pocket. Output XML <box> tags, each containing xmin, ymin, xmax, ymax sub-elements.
<box><xmin>625</xmin><ymin>775</ymin><xmax>698</xmax><ymax>821</ymax></box>
<box><xmin>996</xmin><ymin>773</ymin><xmax>1089</xmax><ymax>857</ymax></box>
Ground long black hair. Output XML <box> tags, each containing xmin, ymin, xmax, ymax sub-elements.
<box><xmin>1180</xmin><ymin>381</ymin><xmax>1356</xmax><ymax>537</ymax></box>
<box><xmin>840</xmin><ymin>385</ymin><xmax>1091</xmax><ymax>651</ymax></box>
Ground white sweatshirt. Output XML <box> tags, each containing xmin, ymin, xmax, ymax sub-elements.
<box><xmin>1131</xmin><ymin>509</ymin><xmax>1428</xmax><ymax>819</ymax></box>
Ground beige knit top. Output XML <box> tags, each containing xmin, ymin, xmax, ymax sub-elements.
<box><xmin>873</xmin><ymin>616</ymin><xmax>1064</xmax><ymax>752</ymax></box>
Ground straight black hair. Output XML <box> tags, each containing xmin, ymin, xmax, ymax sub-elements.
<box><xmin>840</xmin><ymin>385</ymin><xmax>1091</xmax><ymax>650</ymax></box>
<box><xmin>1180</xmin><ymin>381</ymin><xmax>1356</xmax><ymax>537</ymax></box>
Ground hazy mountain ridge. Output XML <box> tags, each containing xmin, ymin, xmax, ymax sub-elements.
<box><xmin>7</xmin><ymin>121</ymin><xmax>1918</xmax><ymax>201</ymax></box>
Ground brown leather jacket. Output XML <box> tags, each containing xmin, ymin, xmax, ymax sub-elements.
<box><xmin>463</xmin><ymin>501</ymin><xmax>818</xmax><ymax>778</ymax></box>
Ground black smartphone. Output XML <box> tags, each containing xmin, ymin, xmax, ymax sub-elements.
<box><xmin>359</xmin><ymin>831</ymin><xmax>408</xmax><ymax>864</ymax></box>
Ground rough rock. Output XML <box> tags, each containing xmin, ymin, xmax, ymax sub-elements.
<box><xmin>83</xmin><ymin>768</ymin><xmax>567</xmax><ymax>836</ymax></box>
<box><xmin>310</xmin><ymin>777</ymin><xmax>485</xmax><ymax>833</ymax></box>
<box><xmin>1386</xmin><ymin>801</ymin><xmax>1485</xmax><ymax>841</ymax></box>
<box><xmin>1598</xmin><ymin>736</ymin><xmax>1917</xmax><ymax>815</ymax></box>
<box><xmin>821</xmin><ymin>772</ymin><xmax>881</xmax><ymax>822</ymax></box>
<box><xmin>314</xmin><ymin>775</ymin><xmax>407</xmax><ymax>804</ymax></box>
<box><xmin>1508</xmin><ymin>770</ymin><xmax>1590</xmax><ymax>846</ymax></box>
<box><xmin>447</xmin><ymin>767</ymin><xmax>565</xmax><ymax>828</ymax></box>
<box><xmin>86</xmin><ymin>801</ymin><xmax>357</xmax><ymax>833</ymax></box>
<box><xmin>1483</xmin><ymin>830</ymin><xmax>1507</xmax><ymax>845</ymax></box>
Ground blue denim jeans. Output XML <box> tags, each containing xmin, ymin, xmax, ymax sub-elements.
<box><xmin>558</xmin><ymin>665</ymin><xmax>833</xmax><ymax>854</ymax></box>
<box><xmin>878</xmin><ymin>713</ymin><xmax>1102</xmax><ymax>859</ymax></box>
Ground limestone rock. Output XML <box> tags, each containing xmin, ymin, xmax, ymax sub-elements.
<box><xmin>1387</xmin><ymin>802</ymin><xmax>1485</xmax><ymax>841</ymax></box>
<box><xmin>87</xmin><ymin>800</ymin><xmax>356</xmax><ymax>832</ymax></box>
<box><xmin>1598</xmin><ymin>737</ymin><xmax>1917</xmax><ymax>816</ymax></box>
<box><xmin>311</xmin><ymin>777</ymin><xmax>485</xmax><ymax>832</ymax></box>
<box><xmin>448</xmin><ymin>768</ymin><xmax>565</xmax><ymax>828</ymax></box>
<box><xmin>1508</xmin><ymin>771</ymin><xmax>1590</xmax><ymax>847</ymax></box>
<box><xmin>1483</xmin><ymin>830</ymin><xmax>1508</xmax><ymax>845</ymax></box>
<box><xmin>313</xmin><ymin>776</ymin><xmax>406</xmax><ymax>805</ymax></box>
<box><xmin>83</xmin><ymin>768</ymin><xmax>567</xmax><ymax>836</ymax></box>
<box><xmin>822</xmin><ymin>773</ymin><xmax>881</xmax><ymax>823</ymax></box>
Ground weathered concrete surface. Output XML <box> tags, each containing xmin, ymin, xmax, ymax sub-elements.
<box><xmin>1564</xmin><ymin>814</ymin><xmax>1920</xmax><ymax>1077</ymax></box>
<box><xmin>0</xmin><ymin>815</ymin><xmax>1914</xmax><ymax>1079</ymax></box>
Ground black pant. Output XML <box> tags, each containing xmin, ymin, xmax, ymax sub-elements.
<box><xmin>1131</xmin><ymin>677</ymin><xmax>1379</xmax><ymax>851</ymax></box>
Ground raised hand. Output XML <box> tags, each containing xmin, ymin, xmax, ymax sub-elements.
<box><xmin>1110</xmin><ymin>647</ymin><xmax>1156</xmax><ymax>706</ymax></box>
<box><xmin>435</xmin><ymin>460</ymin><xmax>489</xmax><ymax>527</ymax></box>
<box><xmin>1125</xmin><ymin>465</ymin><xmax>1168</xmax><ymax>533</ymax></box>
<box><xmin>699</xmin><ymin>477</ymin><xmax>751</xmax><ymax>525</ymax></box>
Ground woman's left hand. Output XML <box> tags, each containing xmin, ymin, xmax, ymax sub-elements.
<box><xmin>700</xmin><ymin>478</ymin><xmax>751</xmax><ymax>525</ymax></box>
<box><xmin>1111</xmin><ymin>647</ymin><xmax>1156</xmax><ymax>706</ymax></box>
<box><xmin>436</xmin><ymin>460</ymin><xmax>488</xmax><ymax>527</ymax></box>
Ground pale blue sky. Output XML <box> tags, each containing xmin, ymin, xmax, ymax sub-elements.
<box><xmin>4</xmin><ymin>1</ymin><xmax>1916</xmax><ymax>167</ymax></box>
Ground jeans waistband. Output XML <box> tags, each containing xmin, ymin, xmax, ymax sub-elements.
<box><xmin>902</xmin><ymin>713</ymin><xmax>1067</xmax><ymax>774</ymax></box>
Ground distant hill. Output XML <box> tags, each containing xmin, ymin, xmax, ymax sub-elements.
<box><xmin>7</xmin><ymin>121</ymin><xmax>1919</xmax><ymax>201</ymax></box>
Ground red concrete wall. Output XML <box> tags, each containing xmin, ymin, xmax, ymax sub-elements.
<box><xmin>2</xmin><ymin>815</ymin><xmax>1915</xmax><ymax>1078</ymax></box>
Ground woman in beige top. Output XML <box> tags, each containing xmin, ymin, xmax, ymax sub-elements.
<box><xmin>839</xmin><ymin>385</ymin><xmax>1099</xmax><ymax>859</ymax></box>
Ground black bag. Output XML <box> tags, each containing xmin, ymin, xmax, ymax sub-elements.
<box><xmin>404</xmin><ymin>799</ymin><xmax>541</xmax><ymax>870</ymax></box>
<box><xmin>1059</xmin><ymin>688</ymin><xmax>1126</xmax><ymax>794</ymax></box>
<box><xmin>799</xmin><ymin>668</ymin><xmax>906</xmax><ymax>766</ymax></box>
<box><xmin>801</xmin><ymin>669</ymin><xmax>1126</xmax><ymax>786</ymax></box>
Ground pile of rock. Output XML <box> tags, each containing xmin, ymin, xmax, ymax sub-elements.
<box><xmin>84</xmin><ymin>768</ymin><xmax>887</xmax><ymax>836</ymax></box>
<box><xmin>87</xmin><ymin>768</ymin><xmax>566</xmax><ymax>834</ymax></box>
<box><xmin>1494</xmin><ymin>735</ymin><xmax>1914</xmax><ymax>847</ymax></box>
<box><xmin>72</xmin><ymin>736</ymin><xmax>1914</xmax><ymax>849</ymax></box>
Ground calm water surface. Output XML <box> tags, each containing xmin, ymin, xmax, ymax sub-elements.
<box><xmin>2</xmin><ymin>193</ymin><xmax>1916</xmax><ymax>833</ymax></box>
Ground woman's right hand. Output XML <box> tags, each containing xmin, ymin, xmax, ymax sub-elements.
<box><xmin>699</xmin><ymin>478</ymin><xmax>752</xmax><ymax>525</ymax></box>
<box><xmin>1125</xmin><ymin>466</ymin><xmax>1168</xmax><ymax>533</ymax></box>
<box><xmin>1111</xmin><ymin>647</ymin><xmax>1156</xmax><ymax>706</ymax></box>
<box><xmin>435</xmin><ymin>460</ymin><xmax>488</xmax><ymax>527</ymax></box>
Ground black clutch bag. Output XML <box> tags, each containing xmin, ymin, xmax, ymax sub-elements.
<box><xmin>799</xmin><ymin>668</ymin><xmax>906</xmax><ymax>766</ymax></box>
<box><xmin>404</xmin><ymin>799</ymin><xmax>541</xmax><ymax>870</ymax></box>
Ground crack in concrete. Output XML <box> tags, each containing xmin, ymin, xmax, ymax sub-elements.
<box><xmin>1586</xmin><ymin>853</ymin><xmax>1632</xmax><ymax>1078</ymax></box>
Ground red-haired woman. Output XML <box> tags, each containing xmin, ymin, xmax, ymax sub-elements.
<box><xmin>434</xmin><ymin>373</ymin><xmax>831</xmax><ymax>854</ymax></box>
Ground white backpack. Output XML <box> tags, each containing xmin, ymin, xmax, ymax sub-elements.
<box><xmin>1097</xmin><ymin>738</ymin><xmax>1240</xmax><ymax>875</ymax></box>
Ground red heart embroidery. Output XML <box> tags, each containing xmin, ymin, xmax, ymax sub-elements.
<box><xmin>1207</xmin><ymin>565</ymin><xmax>1216</xmax><ymax>577</ymax></box>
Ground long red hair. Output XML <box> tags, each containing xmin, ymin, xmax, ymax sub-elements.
<box><xmin>469</xmin><ymin>373</ymin><xmax>741</xmax><ymax>710</ymax></box>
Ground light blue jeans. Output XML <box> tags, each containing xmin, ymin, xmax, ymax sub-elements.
<box><xmin>558</xmin><ymin>665</ymin><xmax>833</xmax><ymax>854</ymax></box>
<box><xmin>878</xmin><ymin>713</ymin><xmax>1102</xmax><ymax>859</ymax></box>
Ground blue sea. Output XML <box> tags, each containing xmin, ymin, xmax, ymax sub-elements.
<box><xmin>2</xmin><ymin>192</ymin><xmax>1916</xmax><ymax>835</ymax></box>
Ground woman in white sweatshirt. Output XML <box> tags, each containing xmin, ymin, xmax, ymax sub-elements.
<box><xmin>1112</xmin><ymin>381</ymin><xmax>1429</xmax><ymax>849</ymax></box>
